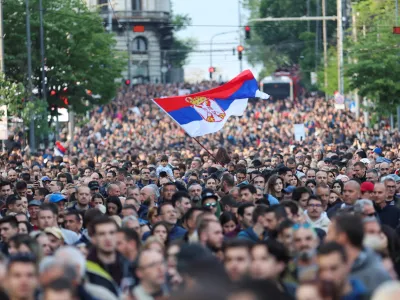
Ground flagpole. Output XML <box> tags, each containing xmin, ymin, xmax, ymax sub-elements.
<box><xmin>192</xmin><ymin>137</ymin><xmax>222</xmax><ymax>165</ymax></box>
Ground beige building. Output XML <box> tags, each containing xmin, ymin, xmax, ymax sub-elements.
<box><xmin>85</xmin><ymin>0</ymin><xmax>172</xmax><ymax>83</ymax></box>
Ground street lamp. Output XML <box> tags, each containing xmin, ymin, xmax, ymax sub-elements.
<box><xmin>209</xmin><ymin>30</ymin><xmax>238</xmax><ymax>72</ymax></box>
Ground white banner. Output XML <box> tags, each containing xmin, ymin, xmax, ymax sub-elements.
<box><xmin>0</xmin><ymin>105</ymin><xmax>8</xmax><ymax>140</ymax></box>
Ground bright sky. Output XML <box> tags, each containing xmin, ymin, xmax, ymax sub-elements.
<box><xmin>172</xmin><ymin>0</ymin><xmax>261</xmax><ymax>82</ymax></box>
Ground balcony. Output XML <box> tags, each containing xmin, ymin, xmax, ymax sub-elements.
<box><xmin>100</xmin><ymin>10</ymin><xmax>170</xmax><ymax>23</ymax></box>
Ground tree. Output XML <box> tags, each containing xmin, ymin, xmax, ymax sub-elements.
<box><xmin>3</xmin><ymin>0</ymin><xmax>125</xmax><ymax>114</ymax></box>
<box><xmin>168</xmin><ymin>14</ymin><xmax>196</xmax><ymax>68</ymax></box>
<box><xmin>346</xmin><ymin>0</ymin><xmax>400</xmax><ymax>114</ymax></box>
<box><xmin>243</xmin><ymin>0</ymin><xmax>337</xmax><ymax>79</ymax></box>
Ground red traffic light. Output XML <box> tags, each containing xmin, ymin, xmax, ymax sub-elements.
<box><xmin>393</xmin><ymin>26</ymin><xmax>400</xmax><ymax>34</ymax></box>
<box><xmin>245</xmin><ymin>26</ymin><xmax>250</xmax><ymax>31</ymax></box>
<box><xmin>237</xmin><ymin>45</ymin><xmax>244</xmax><ymax>52</ymax></box>
<box><xmin>125</xmin><ymin>79</ymin><xmax>131</xmax><ymax>86</ymax></box>
<box><xmin>208</xmin><ymin>67</ymin><xmax>215</xmax><ymax>73</ymax></box>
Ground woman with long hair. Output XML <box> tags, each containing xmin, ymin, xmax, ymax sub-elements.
<box><xmin>266</xmin><ymin>174</ymin><xmax>284</xmax><ymax>201</ymax></box>
<box><xmin>106</xmin><ymin>196</ymin><xmax>122</xmax><ymax>216</ymax></box>
<box><xmin>219</xmin><ymin>211</ymin><xmax>239</xmax><ymax>238</ymax></box>
<box><xmin>150</xmin><ymin>221</ymin><xmax>170</xmax><ymax>246</ymax></box>
<box><xmin>215</xmin><ymin>147</ymin><xmax>231</xmax><ymax>166</ymax></box>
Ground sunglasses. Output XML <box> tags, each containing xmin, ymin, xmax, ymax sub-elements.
<box><xmin>204</xmin><ymin>203</ymin><xmax>217</xmax><ymax>208</ymax></box>
<box><xmin>292</xmin><ymin>223</ymin><xmax>312</xmax><ymax>230</ymax></box>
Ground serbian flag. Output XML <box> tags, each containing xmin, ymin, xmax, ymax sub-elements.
<box><xmin>153</xmin><ymin>70</ymin><xmax>269</xmax><ymax>137</ymax></box>
<box><xmin>54</xmin><ymin>141</ymin><xmax>66</xmax><ymax>157</ymax></box>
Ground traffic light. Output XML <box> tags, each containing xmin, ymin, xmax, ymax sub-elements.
<box><xmin>124</xmin><ymin>79</ymin><xmax>131</xmax><ymax>86</ymax></box>
<box><xmin>245</xmin><ymin>26</ymin><xmax>251</xmax><ymax>40</ymax></box>
<box><xmin>209</xmin><ymin>66</ymin><xmax>215</xmax><ymax>79</ymax></box>
<box><xmin>237</xmin><ymin>45</ymin><xmax>244</xmax><ymax>61</ymax></box>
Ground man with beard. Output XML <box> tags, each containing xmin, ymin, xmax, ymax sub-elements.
<box><xmin>223</xmin><ymin>239</ymin><xmax>252</xmax><ymax>282</ymax></box>
<box><xmin>317</xmin><ymin>242</ymin><xmax>368</xmax><ymax>298</ymax></box>
<box><xmin>198</xmin><ymin>219</ymin><xmax>224</xmax><ymax>255</ymax></box>
<box><xmin>138</xmin><ymin>185</ymin><xmax>158</xmax><ymax>219</ymax></box>
<box><xmin>188</xmin><ymin>183</ymin><xmax>202</xmax><ymax>206</ymax></box>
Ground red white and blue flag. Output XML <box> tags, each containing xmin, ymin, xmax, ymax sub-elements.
<box><xmin>153</xmin><ymin>70</ymin><xmax>269</xmax><ymax>137</ymax></box>
<box><xmin>54</xmin><ymin>141</ymin><xmax>66</xmax><ymax>157</ymax></box>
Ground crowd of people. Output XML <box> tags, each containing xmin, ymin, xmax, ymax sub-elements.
<box><xmin>1</xmin><ymin>82</ymin><xmax>400</xmax><ymax>299</ymax></box>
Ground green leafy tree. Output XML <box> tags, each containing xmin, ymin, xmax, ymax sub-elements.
<box><xmin>346</xmin><ymin>0</ymin><xmax>400</xmax><ymax>114</ymax></box>
<box><xmin>3</xmin><ymin>0</ymin><xmax>125</xmax><ymax>114</ymax></box>
<box><xmin>168</xmin><ymin>14</ymin><xmax>197</xmax><ymax>67</ymax></box>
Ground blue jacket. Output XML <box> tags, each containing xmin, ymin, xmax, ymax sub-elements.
<box><xmin>237</xmin><ymin>227</ymin><xmax>267</xmax><ymax>243</ymax></box>
<box><xmin>342</xmin><ymin>278</ymin><xmax>368</xmax><ymax>300</ymax></box>
<box><xmin>142</xmin><ymin>225</ymin><xmax>187</xmax><ymax>241</ymax></box>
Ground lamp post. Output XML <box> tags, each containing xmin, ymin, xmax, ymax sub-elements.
<box><xmin>210</xmin><ymin>30</ymin><xmax>238</xmax><ymax>71</ymax></box>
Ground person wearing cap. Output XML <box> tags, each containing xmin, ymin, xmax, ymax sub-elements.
<box><xmin>201</xmin><ymin>191</ymin><xmax>219</xmax><ymax>215</ymax></box>
<box><xmin>282</xmin><ymin>186</ymin><xmax>295</xmax><ymax>201</ymax></box>
<box><xmin>373</xmin><ymin>148</ymin><xmax>384</xmax><ymax>163</ymax></box>
<box><xmin>88</xmin><ymin>181</ymin><xmax>100</xmax><ymax>195</ymax></box>
<box><xmin>49</xmin><ymin>194</ymin><xmax>67</xmax><ymax>213</ymax></box>
<box><xmin>28</xmin><ymin>200</ymin><xmax>42</xmax><ymax>230</ymax></box>
<box><xmin>44</xmin><ymin>227</ymin><xmax>65</xmax><ymax>254</ymax></box>
<box><xmin>360</xmin><ymin>182</ymin><xmax>374</xmax><ymax>200</ymax></box>
<box><xmin>41</xmin><ymin>176</ymin><xmax>52</xmax><ymax>189</ymax></box>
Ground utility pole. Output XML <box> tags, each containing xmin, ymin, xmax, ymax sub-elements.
<box><xmin>39</xmin><ymin>0</ymin><xmax>47</xmax><ymax>142</ymax></box>
<box><xmin>337</xmin><ymin>0</ymin><xmax>344</xmax><ymax>95</ymax></box>
<box><xmin>127</xmin><ymin>29</ymin><xmax>131</xmax><ymax>87</ymax></box>
<box><xmin>315</xmin><ymin>0</ymin><xmax>320</xmax><ymax>70</ymax></box>
<box><xmin>238</xmin><ymin>0</ymin><xmax>243</xmax><ymax>72</ymax></box>
<box><xmin>352</xmin><ymin>8</ymin><xmax>360</xmax><ymax>120</ymax></box>
<box><xmin>108</xmin><ymin>1</ymin><xmax>112</xmax><ymax>33</ymax></box>
<box><xmin>26</xmin><ymin>0</ymin><xmax>35</xmax><ymax>153</ymax></box>
<box><xmin>322</xmin><ymin>0</ymin><xmax>328</xmax><ymax>98</ymax></box>
<box><xmin>307</xmin><ymin>0</ymin><xmax>311</xmax><ymax>32</ymax></box>
<box><xmin>0</xmin><ymin>0</ymin><xmax>4</xmax><ymax>73</ymax></box>
<box><xmin>396</xmin><ymin>0</ymin><xmax>400</xmax><ymax>130</ymax></box>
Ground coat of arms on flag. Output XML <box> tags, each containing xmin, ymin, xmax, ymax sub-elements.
<box><xmin>153</xmin><ymin>70</ymin><xmax>269</xmax><ymax>137</ymax></box>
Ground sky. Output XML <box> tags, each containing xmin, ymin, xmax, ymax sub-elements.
<box><xmin>172</xmin><ymin>0</ymin><xmax>261</xmax><ymax>82</ymax></box>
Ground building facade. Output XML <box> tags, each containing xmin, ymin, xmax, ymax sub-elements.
<box><xmin>85</xmin><ymin>0</ymin><xmax>173</xmax><ymax>84</ymax></box>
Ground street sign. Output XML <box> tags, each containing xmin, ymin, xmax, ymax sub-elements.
<box><xmin>334</xmin><ymin>92</ymin><xmax>345</xmax><ymax>110</ymax></box>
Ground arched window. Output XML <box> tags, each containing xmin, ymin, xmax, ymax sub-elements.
<box><xmin>132</xmin><ymin>37</ymin><xmax>148</xmax><ymax>53</ymax></box>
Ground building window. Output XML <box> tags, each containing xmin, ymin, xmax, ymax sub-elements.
<box><xmin>132</xmin><ymin>37</ymin><xmax>148</xmax><ymax>53</ymax></box>
<box><xmin>132</xmin><ymin>0</ymin><xmax>142</xmax><ymax>10</ymax></box>
<box><xmin>98</xmin><ymin>0</ymin><xmax>108</xmax><ymax>13</ymax></box>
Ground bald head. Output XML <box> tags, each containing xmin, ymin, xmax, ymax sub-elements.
<box><xmin>373</xmin><ymin>182</ymin><xmax>387</xmax><ymax>205</ymax></box>
<box><xmin>343</xmin><ymin>180</ymin><xmax>361</xmax><ymax>205</ymax></box>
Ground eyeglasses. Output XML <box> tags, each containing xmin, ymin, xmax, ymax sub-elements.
<box><xmin>204</xmin><ymin>203</ymin><xmax>217</xmax><ymax>208</ymax></box>
<box><xmin>292</xmin><ymin>223</ymin><xmax>312</xmax><ymax>230</ymax></box>
<box><xmin>308</xmin><ymin>204</ymin><xmax>322</xmax><ymax>208</ymax></box>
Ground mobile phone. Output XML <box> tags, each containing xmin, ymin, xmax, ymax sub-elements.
<box><xmin>35</xmin><ymin>175</ymin><xmax>39</xmax><ymax>181</ymax></box>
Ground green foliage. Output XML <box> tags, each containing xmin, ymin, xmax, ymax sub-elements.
<box><xmin>3</xmin><ymin>0</ymin><xmax>125</xmax><ymax>114</ymax></box>
<box><xmin>169</xmin><ymin>14</ymin><xmax>197</xmax><ymax>68</ymax></box>
<box><xmin>346</xmin><ymin>0</ymin><xmax>400</xmax><ymax>113</ymax></box>
<box><xmin>243</xmin><ymin>0</ymin><xmax>337</xmax><ymax>79</ymax></box>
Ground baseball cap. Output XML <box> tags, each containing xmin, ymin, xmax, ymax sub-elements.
<box><xmin>201</xmin><ymin>191</ymin><xmax>218</xmax><ymax>203</ymax></box>
<box><xmin>41</xmin><ymin>176</ymin><xmax>51</xmax><ymax>182</ymax></box>
<box><xmin>28</xmin><ymin>200</ymin><xmax>42</xmax><ymax>207</ymax></box>
<box><xmin>49</xmin><ymin>194</ymin><xmax>66</xmax><ymax>203</ymax></box>
<box><xmin>88</xmin><ymin>181</ymin><xmax>100</xmax><ymax>190</ymax></box>
<box><xmin>44</xmin><ymin>227</ymin><xmax>64</xmax><ymax>241</ymax></box>
<box><xmin>360</xmin><ymin>158</ymin><xmax>371</xmax><ymax>165</ymax></box>
<box><xmin>361</xmin><ymin>182</ymin><xmax>374</xmax><ymax>193</ymax></box>
<box><xmin>373</xmin><ymin>148</ymin><xmax>382</xmax><ymax>156</ymax></box>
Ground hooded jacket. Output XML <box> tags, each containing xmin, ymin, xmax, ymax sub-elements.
<box><xmin>304</xmin><ymin>212</ymin><xmax>331</xmax><ymax>233</ymax></box>
<box><xmin>350</xmin><ymin>247</ymin><xmax>391</xmax><ymax>293</ymax></box>
<box><xmin>237</xmin><ymin>226</ymin><xmax>267</xmax><ymax>243</ymax></box>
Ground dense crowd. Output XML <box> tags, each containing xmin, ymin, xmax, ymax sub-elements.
<box><xmin>1</xmin><ymin>82</ymin><xmax>400</xmax><ymax>299</ymax></box>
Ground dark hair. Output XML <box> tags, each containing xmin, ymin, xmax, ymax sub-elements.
<box><xmin>277</xmin><ymin>219</ymin><xmax>294</xmax><ymax>236</ymax></box>
<box><xmin>292</xmin><ymin>187</ymin><xmax>311</xmax><ymax>202</ymax></box>
<box><xmin>220</xmin><ymin>173</ymin><xmax>235</xmax><ymax>187</ymax></box>
<box><xmin>21</xmin><ymin>173</ymin><xmax>31</xmax><ymax>182</ymax></box>
<box><xmin>318</xmin><ymin>241</ymin><xmax>347</xmax><ymax>262</ymax></box>
<box><xmin>280</xmin><ymin>200</ymin><xmax>299</xmax><ymax>216</ymax></box>
<box><xmin>307</xmin><ymin>195</ymin><xmax>323</xmax><ymax>205</ymax></box>
<box><xmin>15</xmin><ymin>181</ymin><xmax>27</xmax><ymax>191</ymax></box>
<box><xmin>0</xmin><ymin>215</ymin><xmax>18</xmax><ymax>228</ymax></box>
<box><xmin>7</xmin><ymin>253</ymin><xmax>37</xmax><ymax>271</ymax></box>
<box><xmin>239</xmin><ymin>184</ymin><xmax>257</xmax><ymax>195</ymax></box>
<box><xmin>266</xmin><ymin>205</ymin><xmax>287</xmax><ymax>221</ymax></box>
<box><xmin>259</xmin><ymin>239</ymin><xmax>290</xmax><ymax>265</ymax></box>
<box><xmin>9</xmin><ymin>234</ymin><xmax>41</xmax><ymax>259</ymax></box>
<box><xmin>278</xmin><ymin>167</ymin><xmax>292</xmax><ymax>176</ymax></box>
<box><xmin>107</xmin><ymin>170</ymin><xmax>116</xmax><ymax>177</ymax></box>
<box><xmin>84</xmin><ymin>209</ymin><xmax>103</xmax><ymax>234</ymax></box>
<box><xmin>6</xmin><ymin>194</ymin><xmax>21</xmax><ymax>207</ymax></box>
<box><xmin>215</xmin><ymin>147</ymin><xmax>231</xmax><ymax>165</ymax></box>
<box><xmin>353</xmin><ymin>161</ymin><xmax>366</xmax><ymax>170</ymax></box>
<box><xmin>117</xmin><ymin>227</ymin><xmax>140</xmax><ymax>246</ymax></box>
<box><xmin>43</xmin><ymin>277</ymin><xmax>75</xmax><ymax>295</ymax></box>
<box><xmin>332</xmin><ymin>180</ymin><xmax>344</xmax><ymax>194</ymax></box>
<box><xmin>89</xmin><ymin>216</ymin><xmax>117</xmax><ymax>236</ymax></box>
<box><xmin>106</xmin><ymin>196</ymin><xmax>122</xmax><ymax>215</ymax></box>
<box><xmin>237</xmin><ymin>203</ymin><xmax>254</xmax><ymax>217</ymax></box>
<box><xmin>305</xmin><ymin>179</ymin><xmax>317</xmax><ymax>187</ymax></box>
<box><xmin>64</xmin><ymin>210</ymin><xmax>81</xmax><ymax>221</ymax></box>
<box><xmin>150</xmin><ymin>221</ymin><xmax>170</xmax><ymax>245</ymax></box>
<box><xmin>18</xmin><ymin>221</ymin><xmax>33</xmax><ymax>233</ymax></box>
<box><xmin>222</xmin><ymin>238</ymin><xmax>252</xmax><ymax>253</ymax></box>
<box><xmin>91</xmin><ymin>193</ymin><xmax>105</xmax><ymax>202</ymax></box>
<box><xmin>332</xmin><ymin>213</ymin><xmax>364</xmax><ymax>248</ymax></box>
<box><xmin>0</xmin><ymin>180</ymin><xmax>12</xmax><ymax>189</ymax></box>
<box><xmin>183</xmin><ymin>207</ymin><xmax>207</xmax><ymax>223</ymax></box>
<box><xmin>157</xmin><ymin>202</ymin><xmax>174</xmax><ymax>216</ymax></box>
<box><xmin>252</xmin><ymin>204</ymin><xmax>269</xmax><ymax>224</ymax></box>
<box><xmin>39</xmin><ymin>203</ymin><xmax>59</xmax><ymax>216</ymax></box>
<box><xmin>171</xmin><ymin>191</ymin><xmax>190</xmax><ymax>207</ymax></box>
<box><xmin>219</xmin><ymin>211</ymin><xmax>238</xmax><ymax>227</ymax></box>
<box><xmin>236</xmin><ymin>169</ymin><xmax>247</xmax><ymax>176</ymax></box>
